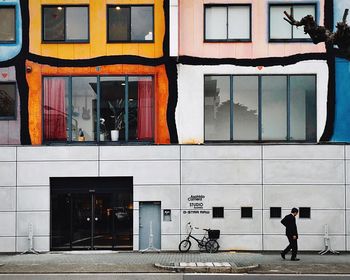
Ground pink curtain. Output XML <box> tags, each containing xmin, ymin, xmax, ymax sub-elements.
<box><xmin>44</xmin><ymin>78</ymin><xmax>67</xmax><ymax>141</ymax></box>
<box><xmin>137</xmin><ymin>80</ymin><xmax>153</xmax><ymax>140</ymax></box>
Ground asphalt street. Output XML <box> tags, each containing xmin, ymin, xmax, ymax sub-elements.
<box><xmin>0</xmin><ymin>274</ymin><xmax>350</xmax><ymax>280</ymax></box>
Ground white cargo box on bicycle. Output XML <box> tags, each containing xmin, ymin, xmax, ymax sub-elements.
<box><xmin>179</xmin><ymin>222</ymin><xmax>220</xmax><ymax>253</ymax></box>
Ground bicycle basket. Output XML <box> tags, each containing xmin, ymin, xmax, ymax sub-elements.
<box><xmin>208</xmin><ymin>230</ymin><xmax>220</xmax><ymax>240</ymax></box>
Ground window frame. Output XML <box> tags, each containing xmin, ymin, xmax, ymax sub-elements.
<box><xmin>42</xmin><ymin>75</ymin><xmax>155</xmax><ymax>144</ymax></box>
<box><xmin>0</xmin><ymin>5</ymin><xmax>16</xmax><ymax>44</ymax></box>
<box><xmin>203</xmin><ymin>74</ymin><xmax>317</xmax><ymax>143</ymax></box>
<box><xmin>204</xmin><ymin>4</ymin><xmax>252</xmax><ymax>42</ymax></box>
<box><xmin>0</xmin><ymin>82</ymin><xmax>17</xmax><ymax>121</ymax></box>
<box><xmin>107</xmin><ymin>4</ymin><xmax>155</xmax><ymax>43</ymax></box>
<box><xmin>41</xmin><ymin>5</ymin><xmax>90</xmax><ymax>43</ymax></box>
<box><xmin>268</xmin><ymin>3</ymin><xmax>317</xmax><ymax>42</ymax></box>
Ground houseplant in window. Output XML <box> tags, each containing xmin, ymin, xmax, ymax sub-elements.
<box><xmin>108</xmin><ymin>100</ymin><xmax>124</xmax><ymax>141</ymax></box>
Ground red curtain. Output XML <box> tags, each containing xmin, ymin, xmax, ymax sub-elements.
<box><xmin>137</xmin><ymin>80</ymin><xmax>153</xmax><ymax>140</ymax></box>
<box><xmin>44</xmin><ymin>78</ymin><xmax>67</xmax><ymax>141</ymax></box>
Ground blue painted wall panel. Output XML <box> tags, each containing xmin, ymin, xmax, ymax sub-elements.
<box><xmin>0</xmin><ymin>0</ymin><xmax>22</xmax><ymax>62</ymax></box>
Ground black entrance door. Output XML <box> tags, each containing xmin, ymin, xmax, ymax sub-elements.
<box><xmin>51</xmin><ymin>177</ymin><xmax>133</xmax><ymax>250</ymax></box>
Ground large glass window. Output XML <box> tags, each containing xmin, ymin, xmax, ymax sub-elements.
<box><xmin>43</xmin><ymin>6</ymin><xmax>89</xmax><ymax>42</ymax></box>
<box><xmin>108</xmin><ymin>5</ymin><xmax>154</xmax><ymax>42</ymax></box>
<box><xmin>205</xmin><ymin>5</ymin><xmax>251</xmax><ymax>41</ymax></box>
<box><xmin>204</xmin><ymin>75</ymin><xmax>316</xmax><ymax>142</ymax></box>
<box><xmin>43</xmin><ymin>76</ymin><xmax>154</xmax><ymax>143</ymax></box>
<box><xmin>0</xmin><ymin>6</ymin><xmax>15</xmax><ymax>43</ymax></box>
<box><xmin>0</xmin><ymin>83</ymin><xmax>16</xmax><ymax>120</ymax></box>
<box><xmin>269</xmin><ymin>4</ymin><xmax>316</xmax><ymax>41</ymax></box>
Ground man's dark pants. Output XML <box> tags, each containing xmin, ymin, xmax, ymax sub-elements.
<box><xmin>282</xmin><ymin>235</ymin><xmax>298</xmax><ymax>259</ymax></box>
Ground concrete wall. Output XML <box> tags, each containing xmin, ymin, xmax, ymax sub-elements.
<box><xmin>0</xmin><ymin>145</ymin><xmax>348</xmax><ymax>252</ymax></box>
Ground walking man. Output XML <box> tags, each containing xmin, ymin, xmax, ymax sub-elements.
<box><xmin>280</xmin><ymin>207</ymin><xmax>299</xmax><ymax>261</ymax></box>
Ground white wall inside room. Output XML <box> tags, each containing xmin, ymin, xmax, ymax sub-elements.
<box><xmin>176</xmin><ymin>61</ymin><xmax>329</xmax><ymax>144</ymax></box>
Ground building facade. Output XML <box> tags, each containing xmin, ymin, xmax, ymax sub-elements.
<box><xmin>0</xmin><ymin>0</ymin><xmax>349</xmax><ymax>252</ymax></box>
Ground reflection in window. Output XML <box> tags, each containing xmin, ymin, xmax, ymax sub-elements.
<box><xmin>108</xmin><ymin>5</ymin><xmax>153</xmax><ymax>42</ymax></box>
<box><xmin>269</xmin><ymin>4</ymin><xmax>315</xmax><ymax>41</ymax></box>
<box><xmin>205</xmin><ymin>5</ymin><xmax>251</xmax><ymax>41</ymax></box>
<box><xmin>0</xmin><ymin>83</ymin><xmax>16</xmax><ymax>120</ymax></box>
<box><xmin>43</xmin><ymin>6</ymin><xmax>89</xmax><ymax>42</ymax></box>
<box><xmin>204</xmin><ymin>76</ymin><xmax>230</xmax><ymax>141</ymax></box>
<box><xmin>0</xmin><ymin>6</ymin><xmax>15</xmax><ymax>42</ymax></box>
<box><xmin>204</xmin><ymin>75</ymin><xmax>316</xmax><ymax>142</ymax></box>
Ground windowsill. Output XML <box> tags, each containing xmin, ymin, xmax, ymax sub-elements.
<box><xmin>204</xmin><ymin>39</ymin><xmax>251</xmax><ymax>43</ymax></box>
<box><xmin>269</xmin><ymin>39</ymin><xmax>314</xmax><ymax>43</ymax></box>
<box><xmin>44</xmin><ymin>141</ymin><xmax>154</xmax><ymax>146</ymax></box>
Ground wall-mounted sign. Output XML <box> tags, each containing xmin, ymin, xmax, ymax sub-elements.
<box><xmin>183</xmin><ymin>210</ymin><xmax>210</xmax><ymax>215</ymax></box>
<box><xmin>188</xmin><ymin>195</ymin><xmax>205</xmax><ymax>209</ymax></box>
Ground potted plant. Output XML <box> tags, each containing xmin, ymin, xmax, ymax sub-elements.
<box><xmin>108</xmin><ymin>100</ymin><xmax>124</xmax><ymax>141</ymax></box>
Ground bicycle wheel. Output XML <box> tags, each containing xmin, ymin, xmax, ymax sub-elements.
<box><xmin>179</xmin><ymin>239</ymin><xmax>192</xmax><ymax>252</ymax></box>
<box><xmin>205</xmin><ymin>240</ymin><xmax>219</xmax><ymax>253</ymax></box>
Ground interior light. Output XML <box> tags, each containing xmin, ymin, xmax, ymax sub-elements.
<box><xmin>116</xmin><ymin>6</ymin><xmax>121</xmax><ymax>10</ymax></box>
<box><xmin>57</xmin><ymin>6</ymin><xmax>63</xmax><ymax>10</ymax></box>
<box><xmin>121</xmin><ymin>83</ymin><xmax>125</xmax><ymax>86</ymax></box>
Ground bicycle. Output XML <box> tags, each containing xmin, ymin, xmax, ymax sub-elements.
<box><xmin>178</xmin><ymin>222</ymin><xmax>220</xmax><ymax>253</ymax></box>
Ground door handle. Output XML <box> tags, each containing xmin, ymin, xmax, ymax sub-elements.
<box><xmin>87</xmin><ymin>217</ymin><xmax>90</xmax><ymax>222</ymax></box>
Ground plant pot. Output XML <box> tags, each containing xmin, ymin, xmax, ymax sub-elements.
<box><xmin>111</xmin><ymin>130</ymin><xmax>119</xmax><ymax>141</ymax></box>
<box><xmin>99</xmin><ymin>133</ymin><xmax>105</xmax><ymax>141</ymax></box>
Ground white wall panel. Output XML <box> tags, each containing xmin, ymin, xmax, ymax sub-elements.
<box><xmin>0</xmin><ymin>147</ymin><xmax>16</xmax><ymax>161</ymax></box>
<box><xmin>16</xmin><ymin>212</ymin><xmax>50</xmax><ymax>236</ymax></box>
<box><xmin>264</xmin><ymin>185</ymin><xmax>345</xmax><ymax>209</ymax></box>
<box><xmin>16</xmin><ymin>236</ymin><xmax>50</xmax><ymax>252</ymax></box>
<box><xmin>0</xmin><ymin>212</ymin><xmax>15</xmax><ymax>236</ymax></box>
<box><xmin>161</xmin><ymin>235</ymin><xmax>180</xmax><ymax>250</ymax></box>
<box><xmin>162</xmin><ymin>209</ymin><xmax>180</xmax><ymax>234</ymax></box>
<box><xmin>134</xmin><ymin>185</ymin><xmax>180</xmax><ymax>209</ymax></box>
<box><xmin>0</xmin><ymin>162</ymin><xmax>16</xmax><ymax>186</ymax></box>
<box><xmin>17</xmin><ymin>146</ymin><xmax>98</xmax><ymax>161</ymax></box>
<box><xmin>347</xmin><ymin>160</ymin><xmax>350</xmax><ymax>184</ymax></box>
<box><xmin>0</xmin><ymin>187</ymin><xmax>16</xmax><ymax>211</ymax></box>
<box><xmin>17</xmin><ymin>161</ymin><xmax>98</xmax><ymax>186</ymax></box>
<box><xmin>100</xmin><ymin>146</ymin><xmax>180</xmax><ymax>161</ymax></box>
<box><xmin>219</xmin><ymin>235</ymin><xmax>262</xmax><ymax>251</ymax></box>
<box><xmin>264</xmin><ymin>160</ymin><xmax>344</xmax><ymax>184</ymax></box>
<box><xmin>0</xmin><ymin>237</ymin><xmax>15</xmax><ymax>252</ymax></box>
<box><xmin>100</xmin><ymin>161</ymin><xmax>180</xmax><ymax>185</ymax></box>
<box><xmin>176</xmin><ymin>62</ymin><xmax>329</xmax><ymax>144</ymax></box>
<box><xmin>181</xmin><ymin>185</ymin><xmax>262</xmax><ymax>208</ymax></box>
<box><xmin>264</xmin><ymin>145</ymin><xmax>344</xmax><ymax>159</ymax></box>
<box><xmin>181</xmin><ymin>145</ymin><xmax>261</xmax><ymax>160</ymax></box>
<box><xmin>182</xmin><ymin>160</ymin><xmax>261</xmax><ymax>184</ymax></box>
<box><xmin>17</xmin><ymin>187</ymin><xmax>50</xmax><ymax>211</ymax></box>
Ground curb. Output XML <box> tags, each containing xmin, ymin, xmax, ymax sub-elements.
<box><xmin>154</xmin><ymin>263</ymin><xmax>260</xmax><ymax>273</ymax></box>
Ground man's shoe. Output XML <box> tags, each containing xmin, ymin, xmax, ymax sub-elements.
<box><xmin>291</xmin><ymin>258</ymin><xmax>300</xmax><ymax>261</ymax></box>
<box><xmin>280</xmin><ymin>252</ymin><xmax>285</xmax><ymax>259</ymax></box>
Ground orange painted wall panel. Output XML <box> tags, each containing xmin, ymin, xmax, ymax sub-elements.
<box><xmin>29</xmin><ymin>0</ymin><xmax>165</xmax><ymax>59</ymax></box>
<box><xmin>26</xmin><ymin>60</ymin><xmax>170</xmax><ymax>145</ymax></box>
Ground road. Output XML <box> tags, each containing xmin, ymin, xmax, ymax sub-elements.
<box><xmin>0</xmin><ymin>274</ymin><xmax>350</xmax><ymax>280</ymax></box>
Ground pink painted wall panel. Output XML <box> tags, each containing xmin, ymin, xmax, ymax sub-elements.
<box><xmin>179</xmin><ymin>0</ymin><xmax>326</xmax><ymax>58</ymax></box>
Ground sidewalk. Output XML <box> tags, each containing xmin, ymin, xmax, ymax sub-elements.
<box><xmin>0</xmin><ymin>251</ymin><xmax>349</xmax><ymax>274</ymax></box>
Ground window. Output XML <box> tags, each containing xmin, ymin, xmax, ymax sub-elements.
<box><xmin>241</xmin><ymin>207</ymin><xmax>253</xmax><ymax>218</ymax></box>
<box><xmin>212</xmin><ymin>207</ymin><xmax>224</xmax><ymax>218</ymax></box>
<box><xmin>0</xmin><ymin>6</ymin><xmax>16</xmax><ymax>43</ymax></box>
<box><xmin>269</xmin><ymin>4</ymin><xmax>316</xmax><ymax>41</ymax></box>
<box><xmin>204</xmin><ymin>75</ymin><xmax>316</xmax><ymax>142</ymax></box>
<box><xmin>299</xmin><ymin>207</ymin><xmax>311</xmax><ymax>218</ymax></box>
<box><xmin>270</xmin><ymin>207</ymin><xmax>281</xmax><ymax>218</ymax></box>
<box><xmin>204</xmin><ymin>5</ymin><xmax>251</xmax><ymax>41</ymax></box>
<box><xmin>0</xmin><ymin>83</ymin><xmax>16</xmax><ymax>120</ymax></box>
<box><xmin>42</xmin><ymin>6</ymin><xmax>89</xmax><ymax>42</ymax></box>
<box><xmin>43</xmin><ymin>76</ymin><xmax>154</xmax><ymax>143</ymax></box>
<box><xmin>108</xmin><ymin>5</ymin><xmax>154</xmax><ymax>42</ymax></box>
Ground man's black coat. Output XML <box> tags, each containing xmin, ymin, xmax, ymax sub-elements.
<box><xmin>281</xmin><ymin>213</ymin><xmax>298</xmax><ymax>238</ymax></box>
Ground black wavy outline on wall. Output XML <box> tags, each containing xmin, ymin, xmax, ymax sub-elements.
<box><xmin>0</xmin><ymin>0</ymin><xmax>340</xmax><ymax>144</ymax></box>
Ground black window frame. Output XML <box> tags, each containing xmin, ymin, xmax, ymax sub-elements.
<box><xmin>42</xmin><ymin>75</ymin><xmax>155</xmax><ymax>144</ymax></box>
<box><xmin>270</xmin><ymin>207</ymin><xmax>282</xmax><ymax>218</ymax></box>
<box><xmin>0</xmin><ymin>82</ymin><xmax>17</xmax><ymax>121</ymax></box>
<box><xmin>212</xmin><ymin>207</ymin><xmax>224</xmax><ymax>218</ymax></box>
<box><xmin>204</xmin><ymin>4</ymin><xmax>252</xmax><ymax>42</ymax></box>
<box><xmin>0</xmin><ymin>5</ymin><xmax>16</xmax><ymax>44</ymax></box>
<box><xmin>241</xmin><ymin>207</ymin><xmax>253</xmax><ymax>218</ymax></box>
<box><xmin>299</xmin><ymin>207</ymin><xmax>311</xmax><ymax>219</ymax></box>
<box><xmin>42</xmin><ymin>5</ymin><xmax>90</xmax><ymax>43</ymax></box>
<box><xmin>204</xmin><ymin>74</ymin><xmax>317</xmax><ymax>143</ymax></box>
<box><xmin>107</xmin><ymin>4</ymin><xmax>155</xmax><ymax>43</ymax></box>
<box><xmin>268</xmin><ymin>3</ymin><xmax>317</xmax><ymax>42</ymax></box>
